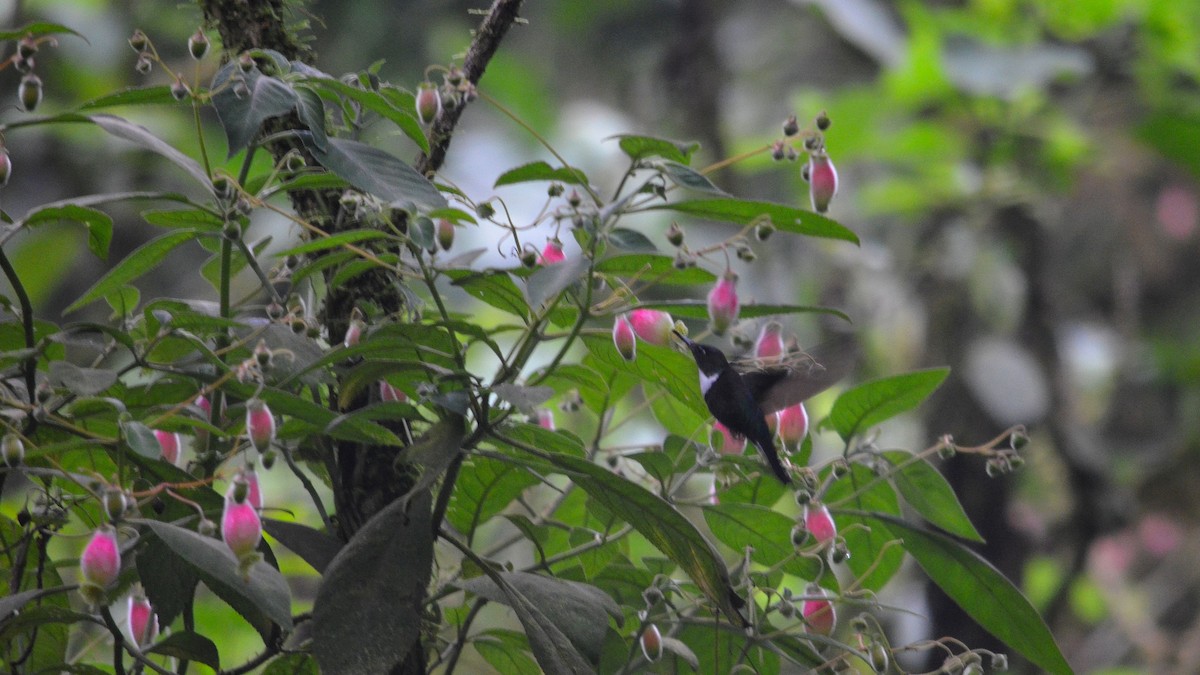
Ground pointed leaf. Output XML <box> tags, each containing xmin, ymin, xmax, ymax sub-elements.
<box><xmin>657</xmin><ymin>160</ymin><xmax>727</xmax><ymax>195</ymax></box>
<box><xmin>607</xmin><ymin>227</ymin><xmax>658</xmax><ymax>252</ymax></box>
<box><xmin>121</xmin><ymin>420</ymin><xmax>162</xmax><ymax>459</ymax></box>
<box><xmin>293</xmin><ymin>85</ymin><xmax>328</xmax><ymax>151</ymax></box>
<box><xmin>49</xmin><ymin>361</ymin><xmax>116</xmax><ymax>396</ymax></box>
<box><xmin>300</xmin><ymin>135</ymin><xmax>446</xmax><ymax>211</ymax></box>
<box><xmin>614</xmin><ymin>134</ymin><xmax>698</xmax><ymax>164</ymax></box>
<box><xmin>0</xmin><ymin>22</ymin><xmax>86</xmax><ymax>41</ymax></box>
<box><xmin>882</xmin><ymin>450</ymin><xmax>983</xmax><ymax>542</ymax></box>
<box><xmin>449</xmin><ymin>455</ymin><xmax>540</xmax><ymax>535</ymax></box>
<box><xmin>475</xmin><ymin>630</ymin><xmax>541</xmax><ymax>675</ymax></box>
<box><xmin>582</xmin><ymin>335</ymin><xmax>709</xmax><ymax>421</ymax></box>
<box><xmin>301</xmin><ymin>77</ymin><xmax>428</xmax><ymax>154</ymax></box>
<box><xmin>65</xmin><ymin>230</ymin><xmax>196</xmax><ymax>314</ymax></box>
<box><xmin>89</xmin><ymin>114</ymin><xmax>210</xmax><ymax>187</ymax></box>
<box><xmin>136</xmin><ymin>535</ymin><xmax>198</xmax><ymax>628</ymax></box>
<box><xmin>147</xmin><ymin>631</ymin><xmax>220</xmax><ymax>671</ymax></box>
<box><xmin>20</xmin><ymin>205</ymin><xmax>112</xmax><ymax>260</ymax></box>
<box><xmin>211</xmin><ymin>63</ymin><xmax>299</xmax><ymax>156</ymax></box>
<box><xmin>647</xmin><ymin>198</ymin><xmax>859</xmax><ymax>244</ymax></box>
<box><xmin>262</xmin><ymin>519</ymin><xmax>343</xmax><ymax>574</ymax></box>
<box><xmin>78</xmin><ymin>86</ymin><xmax>177</xmax><ymax>110</ymax></box>
<box><xmin>828</xmin><ymin>368</ymin><xmax>950</xmax><ymax>441</ymax></box>
<box><xmin>495</xmin><ymin>161</ymin><xmax>589</xmax><ymax>188</ymax></box>
<box><xmin>312</xmin><ymin>490</ymin><xmax>433</xmax><ymax>674</ymax></box>
<box><xmin>446</xmin><ymin>269</ymin><xmax>530</xmax><ymax>319</ymax></box>
<box><xmin>704</xmin><ymin>503</ymin><xmax>831</xmax><ymax>587</ymax></box>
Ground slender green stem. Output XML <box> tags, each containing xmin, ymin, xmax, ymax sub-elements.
<box><xmin>217</xmin><ymin>238</ymin><xmax>233</xmax><ymax>334</ymax></box>
<box><xmin>98</xmin><ymin>605</ymin><xmax>127</xmax><ymax>675</ymax></box>
<box><xmin>234</xmin><ymin>239</ymin><xmax>284</xmax><ymax>304</ymax></box>
<box><xmin>0</xmin><ymin>245</ymin><xmax>37</xmax><ymax>413</ymax></box>
<box><xmin>442</xmin><ymin>597</ymin><xmax>486</xmax><ymax>675</ymax></box>
<box><xmin>192</xmin><ymin>98</ymin><xmax>212</xmax><ymax>180</ymax></box>
<box><xmin>281</xmin><ymin>445</ymin><xmax>332</xmax><ymax>530</ymax></box>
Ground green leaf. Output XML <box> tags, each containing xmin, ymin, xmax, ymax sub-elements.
<box><xmin>65</xmin><ymin>230</ymin><xmax>196</xmax><ymax>314</ymax></box>
<box><xmin>458</xmin><ymin>572</ymin><xmax>622</xmax><ymax>668</ymax></box>
<box><xmin>533</xmin><ymin>450</ymin><xmax>747</xmax><ymax>625</ymax></box>
<box><xmin>262</xmin><ymin>654</ymin><xmax>320</xmax><ymax>675</ymax></box>
<box><xmin>19</xmin><ymin>204</ymin><xmax>113</xmax><ymax>260</ymax></box>
<box><xmin>446</xmin><ymin>269</ymin><xmax>530</xmax><ymax>319</ymax></box>
<box><xmin>448</xmin><ymin>455</ymin><xmax>540</xmax><ymax>536</ymax></box>
<box><xmin>494</xmin><ymin>160</ymin><xmax>589</xmax><ymax>187</ymax></box>
<box><xmin>261</xmin><ymin>519</ymin><xmax>343</xmax><ymax>574</ymax></box>
<box><xmin>828</xmin><ymin>368</ymin><xmax>950</xmax><ymax>441</ymax></box>
<box><xmin>704</xmin><ymin>503</ymin><xmax>831</xmax><ymax>586</ymax></box>
<box><xmin>1138</xmin><ymin>110</ymin><xmax>1200</xmax><ymax>181</ymax></box>
<box><xmin>301</xmin><ymin>135</ymin><xmax>447</xmax><ymax>211</ymax></box>
<box><xmin>526</xmin><ymin>254</ymin><xmax>589</xmax><ymax>309</ymax></box>
<box><xmin>273</xmin><ymin>229</ymin><xmax>392</xmax><ymax>257</ymax></box>
<box><xmin>635</xmin><ymin>299</ymin><xmax>850</xmax><ymax>322</ymax></box>
<box><xmin>396</xmin><ymin>414</ymin><xmax>467</xmax><ymax>500</ymax></box>
<box><xmin>147</xmin><ymin>631</ymin><xmax>220</xmax><ymax>671</ymax></box>
<box><xmin>312</xmin><ymin>490</ymin><xmax>433</xmax><ymax>674</ymax></box>
<box><xmin>139</xmin><ymin>520</ymin><xmax>294</xmax><ymax>641</ymax></box>
<box><xmin>657</xmin><ymin>160</ymin><xmax>726</xmax><ymax>195</ymax></box>
<box><xmin>865</xmin><ymin>513</ymin><xmax>1073</xmax><ymax>675</ymax></box>
<box><xmin>882</xmin><ymin>450</ymin><xmax>983</xmax><ymax>542</ymax></box>
<box><xmin>302</xmin><ymin>77</ymin><xmax>429</xmax><ymax>154</ymax></box>
<box><xmin>211</xmin><ymin>63</ymin><xmax>299</xmax><ymax>156</ymax></box>
<box><xmin>595</xmin><ymin>253</ymin><xmax>716</xmax><ymax>285</ymax></box>
<box><xmin>136</xmin><ymin>535</ymin><xmax>198</xmax><ymax>628</ymax></box>
<box><xmin>141</xmin><ymin>208</ymin><xmax>224</xmax><ymax>231</ymax></box>
<box><xmin>121</xmin><ymin>420</ymin><xmax>162</xmax><ymax>459</ymax></box>
<box><xmin>89</xmin><ymin>114</ymin><xmax>211</xmax><ymax>188</ymax></box>
<box><xmin>78</xmin><ymin>86</ymin><xmax>177</xmax><ymax>110</ymax></box>
<box><xmin>475</xmin><ymin>630</ymin><xmax>541</xmax><ymax>675</ymax></box>
<box><xmin>607</xmin><ymin>227</ymin><xmax>658</xmax><ymax>252</ymax></box>
<box><xmin>614</xmin><ymin>134</ymin><xmax>699</xmax><ymax>164</ymax></box>
<box><xmin>48</xmin><ymin>361</ymin><xmax>117</xmax><ymax>396</ymax></box>
<box><xmin>824</xmin><ymin>464</ymin><xmax>904</xmax><ymax>591</ymax></box>
<box><xmin>0</xmin><ymin>22</ymin><xmax>86</xmax><ymax>41</ymax></box>
<box><xmin>646</xmin><ymin>198</ymin><xmax>859</xmax><ymax>244</ymax></box>
<box><xmin>582</xmin><ymin>335</ymin><xmax>709</xmax><ymax>421</ymax></box>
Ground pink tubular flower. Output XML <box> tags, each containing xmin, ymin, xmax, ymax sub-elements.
<box><xmin>343</xmin><ymin>319</ymin><xmax>364</xmax><ymax>348</ymax></box>
<box><xmin>613</xmin><ymin>314</ymin><xmax>637</xmax><ymax>360</ymax></box>
<box><xmin>539</xmin><ymin>239</ymin><xmax>566</xmax><ymax>265</ymax></box>
<box><xmin>415</xmin><ymin>84</ymin><xmax>440</xmax><ymax>126</ymax></box>
<box><xmin>755</xmin><ymin>322</ymin><xmax>786</xmax><ymax>364</ymax></box>
<box><xmin>246</xmin><ymin>399</ymin><xmax>275</xmax><ymax>453</ymax></box>
<box><xmin>712</xmin><ymin>421</ymin><xmax>746</xmax><ymax>455</ymax></box>
<box><xmin>154</xmin><ymin>429</ymin><xmax>181</xmax><ymax>465</ymax></box>
<box><xmin>804</xmin><ymin>503</ymin><xmax>837</xmax><ymax>544</ymax></box>
<box><xmin>777</xmin><ymin>402</ymin><xmax>809</xmax><ymax>451</ymax></box>
<box><xmin>808</xmin><ymin>152</ymin><xmax>838</xmax><ymax>214</ymax></box>
<box><xmin>81</xmin><ymin>526</ymin><xmax>121</xmax><ymax>589</ymax></box>
<box><xmin>195</xmin><ymin>394</ymin><xmax>212</xmax><ymax>417</ymax></box>
<box><xmin>536</xmin><ymin>408</ymin><xmax>556</xmax><ymax>431</ymax></box>
<box><xmin>379</xmin><ymin>380</ymin><xmax>406</xmax><ymax>403</ymax></box>
<box><xmin>244</xmin><ymin>468</ymin><xmax>263</xmax><ymax>510</ymax></box>
<box><xmin>222</xmin><ymin>487</ymin><xmax>262</xmax><ymax>560</ymax></box>
<box><xmin>127</xmin><ymin>593</ymin><xmax>159</xmax><ymax>647</ymax></box>
<box><xmin>707</xmin><ymin>272</ymin><xmax>740</xmax><ymax>335</ymax></box>
<box><xmin>802</xmin><ymin>587</ymin><xmax>836</xmax><ymax>636</ymax></box>
<box><xmin>627</xmin><ymin>309</ymin><xmax>674</xmax><ymax>346</ymax></box>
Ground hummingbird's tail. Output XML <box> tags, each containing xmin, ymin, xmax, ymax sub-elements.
<box><xmin>753</xmin><ymin>438</ymin><xmax>792</xmax><ymax>485</ymax></box>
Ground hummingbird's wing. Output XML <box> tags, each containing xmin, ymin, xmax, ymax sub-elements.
<box><xmin>742</xmin><ymin>335</ymin><xmax>859</xmax><ymax>414</ymax></box>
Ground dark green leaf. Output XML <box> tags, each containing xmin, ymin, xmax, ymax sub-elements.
<box><xmin>136</xmin><ymin>535</ymin><xmax>198</xmax><ymax>628</ymax></box>
<box><xmin>449</xmin><ymin>455</ymin><xmax>540</xmax><ymax>535</ymax></box>
<box><xmin>301</xmin><ymin>135</ymin><xmax>446</xmax><ymax>211</ymax></box>
<box><xmin>828</xmin><ymin>368</ymin><xmax>950</xmax><ymax>441</ymax></box>
<box><xmin>211</xmin><ymin>63</ymin><xmax>299</xmax><ymax>156</ymax></box>
<box><xmin>121</xmin><ymin>420</ymin><xmax>162</xmax><ymax>459</ymax></box>
<box><xmin>595</xmin><ymin>253</ymin><xmax>717</xmax><ymax>285</ymax></box>
<box><xmin>495</xmin><ymin>160</ymin><xmax>590</xmax><ymax>188</ymax></box>
<box><xmin>312</xmin><ymin>490</ymin><xmax>433</xmax><ymax>674</ymax></box>
<box><xmin>607</xmin><ymin>227</ymin><xmax>658</xmax><ymax>252</ymax></box>
<box><xmin>147</xmin><ymin>631</ymin><xmax>220</xmax><ymax>670</ymax></box>
<box><xmin>293</xmin><ymin>85</ymin><xmax>328</xmax><ymax>151</ymax></box>
<box><xmin>141</xmin><ymin>208</ymin><xmax>224</xmax><ymax>231</ymax></box>
<box><xmin>647</xmin><ymin>198</ymin><xmax>859</xmax><ymax>244</ymax></box>
<box><xmin>49</xmin><ymin>361</ymin><xmax>116</xmax><ymax>396</ymax></box>
<box><xmin>533</xmin><ymin>450</ymin><xmax>747</xmax><ymax>625</ymax></box>
<box><xmin>139</xmin><ymin>520</ymin><xmax>293</xmax><ymax>641</ymax></box>
<box><xmin>302</xmin><ymin>77</ymin><xmax>429</xmax><ymax>154</ymax></box>
<box><xmin>262</xmin><ymin>518</ymin><xmax>343</xmax><ymax>574</ymax></box>
<box><xmin>582</xmin><ymin>335</ymin><xmax>709</xmax><ymax>421</ymax></box>
<box><xmin>20</xmin><ymin>205</ymin><xmax>113</xmax><ymax>260</ymax></box>
<box><xmin>78</xmin><ymin>86</ymin><xmax>177</xmax><ymax>110</ymax></box>
<box><xmin>825</xmin><ymin>464</ymin><xmax>904</xmax><ymax>591</ymax></box>
<box><xmin>704</xmin><ymin>503</ymin><xmax>831</xmax><ymax>587</ymax></box>
<box><xmin>262</xmin><ymin>654</ymin><xmax>320</xmax><ymax>675</ymax></box>
<box><xmin>658</xmin><ymin>160</ymin><xmax>726</xmax><ymax>195</ymax></box>
<box><xmin>459</xmin><ymin>572</ymin><xmax>622</xmax><ymax>667</ymax></box>
<box><xmin>614</xmin><ymin>134</ymin><xmax>699</xmax><ymax>164</ymax></box>
<box><xmin>446</xmin><ymin>269</ymin><xmax>530</xmax><ymax>319</ymax></box>
<box><xmin>65</xmin><ymin>230</ymin><xmax>196</xmax><ymax>314</ymax></box>
<box><xmin>882</xmin><ymin>450</ymin><xmax>983</xmax><ymax>542</ymax></box>
<box><xmin>636</xmin><ymin>299</ymin><xmax>850</xmax><ymax>322</ymax></box>
<box><xmin>865</xmin><ymin>513</ymin><xmax>1073</xmax><ymax>675</ymax></box>
<box><xmin>0</xmin><ymin>22</ymin><xmax>86</xmax><ymax>41</ymax></box>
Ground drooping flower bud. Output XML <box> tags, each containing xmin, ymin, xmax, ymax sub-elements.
<box><xmin>415</xmin><ymin>83</ymin><xmax>440</xmax><ymax>126</ymax></box>
<box><xmin>815</xmin><ymin>111</ymin><xmax>831</xmax><ymax>131</ymax></box>
<box><xmin>777</xmin><ymin>402</ymin><xmax>808</xmax><ymax>451</ymax></box>
<box><xmin>246</xmin><ymin>399</ymin><xmax>275</xmax><ymax>453</ymax></box>
<box><xmin>343</xmin><ymin>318</ymin><xmax>364</xmax><ymax>348</ymax></box>
<box><xmin>613</xmin><ymin>314</ymin><xmax>637</xmax><ymax>361</ymax></box>
<box><xmin>81</xmin><ymin>526</ymin><xmax>121</xmax><ymax>589</ymax></box>
<box><xmin>127</xmin><ymin>592</ymin><xmax>159</xmax><ymax>647</ymax></box>
<box><xmin>712</xmin><ymin>421</ymin><xmax>746</xmax><ymax>455</ymax></box>
<box><xmin>802</xmin><ymin>587</ymin><xmax>836</xmax><ymax>636</ymax></box>
<box><xmin>436</xmin><ymin>218</ymin><xmax>455</xmax><ymax>251</ymax></box>
<box><xmin>539</xmin><ymin>239</ymin><xmax>566</xmax><ymax>265</ymax></box>
<box><xmin>754</xmin><ymin>322</ymin><xmax>786</xmax><ymax>364</ymax></box>
<box><xmin>627</xmin><ymin>309</ymin><xmax>673</xmax><ymax>346</ymax></box>
<box><xmin>640</xmin><ymin>624</ymin><xmax>663</xmax><ymax>662</ymax></box>
<box><xmin>128</xmin><ymin>30</ymin><xmax>148</xmax><ymax>53</ymax></box>
<box><xmin>2</xmin><ymin>432</ymin><xmax>23</xmax><ymax>466</ymax></box>
<box><xmin>804</xmin><ymin>503</ymin><xmax>837</xmax><ymax>544</ymax></box>
<box><xmin>783</xmin><ymin>114</ymin><xmax>800</xmax><ymax>137</ymax></box>
<box><xmin>244</xmin><ymin>467</ymin><xmax>263</xmax><ymax>510</ymax></box>
<box><xmin>135</xmin><ymin>54</ymin><xmax>152</xmax><ymax>75</ymax></box>
<box><xmin>536</xmin><ymin>408</ymin><xmax>556</xmax><ymax>431</ymax></box>
<box><xmin>0</xmin><ymin>147</ymin><xmax>11</xmax><ymax>187</ymax></box>
<box><xmin>19</xmin><ymin>74</ymin><xmax>42</xmax><ymax>112</ymax></box>
<box><xmin>379</xmin><ymin>380</ymin><xmax>406</xmax><ymax>402</ymax></box>
<box><xmin>808</xmin><ymin>152</ymin><xmax>838</xmax><ymax>214</ymax></box>
<box><xmin>153</xmin><ymin>429</ymin><xmax>181</xmax><ymax>465</ymax></box>
<box><xmin>222</xmin><ymin>483</ymin><xmax>262</xmax><ymax>560</ymax></box>
<box><xmin>104</xmin><ymin>488</ymin><xmax>128</xmax><ymax>523</ymax></box>
<box><xmin>666</xmin><ymin>221</ymin><xmax>684</xmax><ymax>247</ymax></box>
<box><xmin>187</xmin><ymin>28</ymin><xmax>209</xmax><ymax>60</ymax></box>
<box><xmin>707</xmin><ymin>272</ymin><xmax>740</xmax><ymax>336</ymax></box>
<box><xmin>170</xmin><ymin>77</ymin><xmax>189</xmax><ymax>101</ymax></box>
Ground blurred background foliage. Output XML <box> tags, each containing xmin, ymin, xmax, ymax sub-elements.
<box><xmin>3</xmin><ymin>0</ymin><xmax>1200</xmax><ymax>672</ymax></box>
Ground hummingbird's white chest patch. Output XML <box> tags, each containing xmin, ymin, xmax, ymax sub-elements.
<box><xmin>698</xmin><ymin>370</ymin><xmax>719</xmax><ymax>396</ymax></box>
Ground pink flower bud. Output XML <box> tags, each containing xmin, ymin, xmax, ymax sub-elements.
<box><xmin>712</xmin><ymin>421</ymin><xmax>746</xmax><ymax>455</ymax></box>
<box><xmin>808</xmin><ymin>152</ymin><xmax>838</xmax><ymax>214</ymax></box>
<box><xmin>539</xmin><ymin>239</ymin><xmax>566</xmax><ymax>265</ymax></box>
<box><xmin>627</xmin><ymin>309</ymin><xmax>674</xmax><ymax>346</ymax></box>
<box><xmin>706</xmin><ymin>272</ymin><xmax>740</xmax><ymax>335</ymax></box>
<box><xmin>437</xmin><ymin>218</ymin><xmax>455</xmax><ymax>251</ymax></box>
<box><xmin>754</xmin><ymin>322</ymin><xmax>786</xmax><ymax>364</ymax></box>
<box><xmin>379</xmin><ymin>380</ymin><xmax>407</xmax><ymax>402</ymax></box>
<box><xmin>343</xmin><ymin>319</ymin><xmax>364</xmax><ymax>348</ymax></box>
<box><xmin>802</xmin><ymin>588</ymin><xmax>836</xmax><ymax>636</ymax></box>
<box><xmin>416</xmin><ymin>84</ymin><xmax>441</xmax><ymax>126</ymax></box>
<box><xmin>536</xmin><ymin>408</ymin><xmax>556</xmax><ymax>431</ymax></box>
<box><xmin>804</xmin><ymin>503</ymin><xmax>837</xmax><ymax>544</ymax></box>
<box><xmin>777</xmin><ymin>402</ymin><xmax>809</xmax><ymax>451</ymax></box>
<box><xmin>153</xmin><ymin>429</ymin><xmax>181</xmax><ymax>465</ymax></box>
<box><xmin>246</xmin><ymin>399</ymin><xmax>275</xmax><ymax>453</ymax></box>
<box><xmin>127</xmin><ymin>593</ymin><xmax>159</xmax><ymax>647</ymax></box>
<box><xmin>195</xmin><ymin>394</ymin><xmax>212</xmax><ymax>416</ymax></box>
<box><xmin>0</xmin><ymin>147</ymin><xmax>11</xmax><ymax>187</ymax></box>
<box><xmin>81</xmin><ymin>526</ymin><xmax>121</xmax><ymax>589</ymax></box>
<box><xmin>640</xmin><ymin>623</ymin><xmax>663</xmax><ymax>662</ymax></box>
<box><xmin>222</xmin><ymin>496</ymin><xmax>262</xmax><ymax>559</ymax></box>
<box><xmin>244</xmin><ymin>468</ymin><xmax>263</xmax><ymax>510</ymax></box>
<box><xmin>765</xmin><ymin>412</ymin><xmax>778</xmax><ymax>436</ymax></box>
<box><xmin>613</xmin><ymin>314</ymin><xmax>637</xmax><ymax>360</ymax></box>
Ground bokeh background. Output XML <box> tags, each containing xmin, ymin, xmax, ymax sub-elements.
<box><xmin>3</xmin><ymin>0</ymin><xmax>1200</xmax><ymax>672</ymax></box>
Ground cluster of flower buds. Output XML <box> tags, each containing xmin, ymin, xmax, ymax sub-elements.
<box><xmin>707</xmin><ymin>272</ymin><xmax>740</xmax><ymax>335</ymax></box>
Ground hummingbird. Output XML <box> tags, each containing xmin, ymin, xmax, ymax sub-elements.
<box><xmin>674</xmin><ymin>330</ymin><xmax>856</xmax><ymax>484</ymax></box>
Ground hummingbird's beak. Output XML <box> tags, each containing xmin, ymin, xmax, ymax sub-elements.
<box><xmin>672</xmin><ymin>329</ymin><xmax>693</xmax><ymax>347</ymax></box>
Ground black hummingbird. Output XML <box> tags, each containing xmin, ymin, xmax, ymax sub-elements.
<box><xmin>674</xmin><ymin>330</ymin><xmax>857</xmax><ymax>484</ymax></box>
